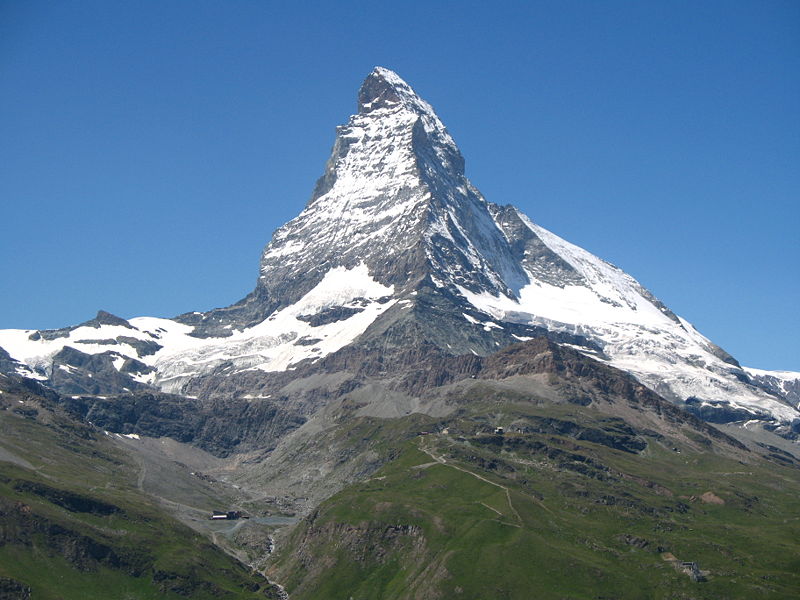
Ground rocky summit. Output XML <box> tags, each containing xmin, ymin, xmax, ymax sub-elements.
<box><xmin>1</xmin><ymin>67</ymin><xmax>799</xmax><ymax>599</ymax></box>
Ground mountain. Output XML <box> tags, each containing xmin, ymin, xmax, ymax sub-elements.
<box><xmin>2</xmin><ymin>67</ymin><xmax>800</xmax><ymax>599</ymax></box>
<box><xmin>0</xmin><ymin>67</ymin><xmax>796</xmax><ymax>435</ymax></box>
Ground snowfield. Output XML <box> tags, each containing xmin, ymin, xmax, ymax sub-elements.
<box><xmin>0</xmin><ymin>263</ymin><xmax>395</xmax><ymax>394</ymax></box>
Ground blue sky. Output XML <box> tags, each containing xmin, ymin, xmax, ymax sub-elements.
<box><xmin>1</xmin><ymin>1</ymin><xmax>798</xmax><ymax>371</ymax></box>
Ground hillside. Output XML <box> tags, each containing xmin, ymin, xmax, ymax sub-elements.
<box><xmin>267</xmin><ymin>357</ymin><xmax>800</xmax><ymax>599</ymax></box>
<box><xmin>0</xmin><ymin>373</ymin><xmax>283</xmax><ymax>599</ymax></box>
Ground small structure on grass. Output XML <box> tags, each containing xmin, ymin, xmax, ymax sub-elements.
<box><xmin>680</xmin><ymin>561</ymin><xmax>704</xmax><ymax>582</ymax></box>
<box><xmin>662</xmin><ymin>553</ymin><xmax>706</xmax><ymax>582</ymax></box>
<box><xmin>209</xmin><ymin>510</ymin><xmax>248</xmax><ymax>520</ymax></box>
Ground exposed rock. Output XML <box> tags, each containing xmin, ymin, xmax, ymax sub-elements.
<box><xmin>62</xmin><ymin>391</ymin><xmax>306</xmax><ymax>457</ymax></box>
<box><xmin>0</xmin><ymin>577</ymin><xmax>31</xmax><ymax>600</ymax></box>
<box><xmin>49</xmin><ymin>347</ymin><xmax>151</xmax><ymax>395</ymax></box>
<box><xmin>618</xmin><ymin>534</ymin><xmax>650</xmax><ymax>549</ymax></box>
<box><xmin>116</xmin><ymin>336</ymin><xmax>163</xmax><ymax>357</ymax></box>
<box><xmin>29</xmin><ymin>310</ymin><xmax>134</xmax><ymax>342</ymax></box>
<box><xmin>296</xmin><ymin>306</ymin><xmax>364</xmax><ymax>327</ymax></box>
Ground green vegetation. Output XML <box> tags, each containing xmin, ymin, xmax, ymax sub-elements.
<box><xmin>4</xmin><ymin>354</ymin><xmax>799</xmax><ymax>600</ymax></box>
<box><xmin>0</xmin><ymin>378</ymin><xmax>279</xmax><ymax>599</ymax></box>
<box><xmin>272</xmin><ymin>403</ymin><xmax>800</xmax><ymax>599</ymax></box>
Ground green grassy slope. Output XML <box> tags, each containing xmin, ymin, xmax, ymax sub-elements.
<box><xmin>0</xmin><ymin>374</ymin><xmax>280</xmax><ymax>599</ymax></box>
<box><xmin>271</xmin><ymin>404</ymin><xmax>800</xmax><ymax>599</ymax></box>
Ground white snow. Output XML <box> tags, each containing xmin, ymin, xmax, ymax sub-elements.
<box><xmin>463</xmin><ymin>313</ymin><xmax>502</xmax><ymax>331</ymax></box>
<box><xmin>462</xmin><ymin>313</ymin><xmax>480</xmax><ymax>325</ymax></box>
<box><xmin>111</xmin><ymin>355</ymin><xmax>126</xmax><ymax>372</ymax></box>
<box><xmin>743</xmin><ymin>367</ymin><xmax>800</xmax><ymax>382</ymax></box>
<box><xmin>0</xmin><ymin>321</ymin><xmax>163</xmax><ymax>379</ymax></box>
<box><xmin>148</xmin><ymin>263</ymin><xmax>395</xmax><ymax>393</ymax></box>
<box><xmin>458</xmin><ymin>211</ymin><xmax>799</xmax><ymax>424</ymax></box>
<box><xmin>0</xmin><ymin>263</ymin><xmax>395</xmax><ymax>395</ymax></box>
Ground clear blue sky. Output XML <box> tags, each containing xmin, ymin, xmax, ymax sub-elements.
<box><xmin>1</xmin><ymin>1</ymin><xmax>798</xmax><ymax>371</ymax></box>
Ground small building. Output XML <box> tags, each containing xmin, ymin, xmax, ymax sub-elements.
<box><xmin>209</xmin><ymin>510</ymin><xmax>247</xmax><ymax>520</ymax></box>
<box><xmin>680</xmin><ymin>561</ymin><xmax>704</xmax><ymax>582</ymax></box>
<box><xmin>494</xmin><ymin>427</ymin><xmax>504</xmax><ymax>435</ymax></box>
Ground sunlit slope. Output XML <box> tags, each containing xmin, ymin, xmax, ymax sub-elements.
<box><xmin>0</xmin><ymin>373</ymin><xmax>281</xmax><ymax>600</ymax></box>
<box><xmin>271</xmin><ymin>405</ymin><xmax>800</xmax><ymax>599</ymax></box>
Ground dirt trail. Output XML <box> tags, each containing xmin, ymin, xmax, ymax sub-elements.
<box><xmin>418</xmin><ymin>441</ymin><xmax>523</xmax><ymax>526</ymax></box>
<box><xmin>480</xmin><ymin>502</ymin><xmax>503</xmax><ymax>516</ymax></box>
<box><xmin>136</xmin><ymin>455</ymin><xmax>146</xmax><ymax>492</ymax></box>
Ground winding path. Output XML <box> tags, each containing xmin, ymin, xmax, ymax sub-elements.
<box><xmin>417</xmin><ymin>441</ymin><xmax>523</xmax><ymax>526</ymax></box>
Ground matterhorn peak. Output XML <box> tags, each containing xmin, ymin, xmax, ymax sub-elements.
<box><xmin>357</xmin><ymin>67</ymin><xmax>415</xmax><ymax>113</ymax></box>
<box><xmin>355</xmin><ymin>67</ymin><xmax>460</xmax><ymax>168</ymax></box>
<box><xmin>357</xmin><ymin>67</ymin><xmax>435</xmax><ymax>118</ymax></box>
<box><xmin>243</xmin><ymin>66</ymin><xmax>528</xmax><ymax>324</ymax></box>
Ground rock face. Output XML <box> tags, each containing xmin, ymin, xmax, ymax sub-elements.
<box><xmin>61</xmin><ymin>390</ymin><xmax>307</xmax><ymax>457</ymax></box>
<box><xmin>744</xmin><ymin>368</ymin><xmax>800</xmax><ymax>409</ymax></box>
<box><xmin>0</xmin><ymin>67</ymin><xmax>796</xmax><ymax>430</ymax></box>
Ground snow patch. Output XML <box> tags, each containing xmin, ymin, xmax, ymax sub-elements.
<box><xmin>152</xmin><ymin>263</ymin><xmax>395</xmax><ymax>393</ymax></box>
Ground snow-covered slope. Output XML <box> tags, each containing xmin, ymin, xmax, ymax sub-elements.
<box><xmin>743</xmin><ymin>367</ymin><xmax>800</xmax><ymax>410</ymax></box>
<box><xmin>465</xmin><ymin>211</ymin><xmax>797</xmax><ymax>424</ymax></box>
<box><xmin>0</xmin><ymin>67</ymin><xmax>796</xmax><ymax>429</ymax></box>
<box><xmin>0</xmin><ymin>264</ymin><xmax>395</xmax><ymax>394</ymax></box>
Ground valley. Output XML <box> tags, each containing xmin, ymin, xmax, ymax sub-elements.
<box><xmin>0</xmin><ymin>373</ymin><xmax>285</xmax><ymax>599</ymax></box>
